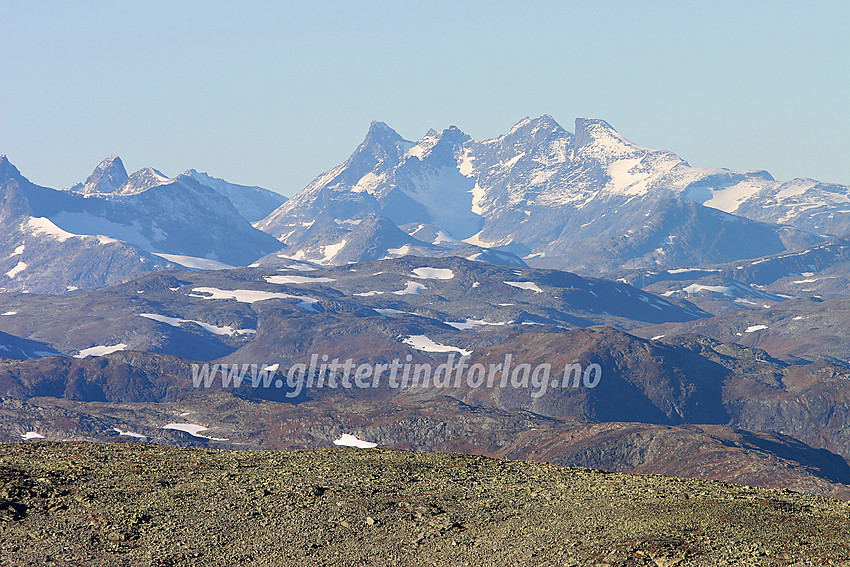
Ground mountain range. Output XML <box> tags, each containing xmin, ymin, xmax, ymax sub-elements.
<box><xmin>258</xmin><ymin>116</ymin><xmax>846</xmax><ymax>272</ymax></box>
<box><xmin>0</xmin><ymin>155</ymin><xmax>285</xmax><ymax>293</ymax></box>
<box><xmin>2</xmin><ymin>114</ymin><xmax>850</xmax><ymax>503</ymax></box>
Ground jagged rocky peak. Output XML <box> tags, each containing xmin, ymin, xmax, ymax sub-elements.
<box><xmin>572</xmin><ymin>117</ymin><xmax>636</xmax><ymax>153</ymax></box>
<box><xmin>0</xmin><ymin>155</ymin><xmax>25</xmax><ymax>183</ymax></box>
<box><xmin>118</xmin><ymin>166</ymin><xmax>172</xmax><ymax>195</ymax></box>
<box><xmin>439</xmin><ymin>124</ymin><xmax>471</xmax><ymax>142</ymax></box>
<box><xmin>405</xmin><ymin>125</ymin><xmax>471</xmax><ymax>163</ymax></box>
<box><xmin>492</xmin><ymin>115</ymin><xmax>574</xmax><ymax>161</ymax></box>
<box><xmin>0</xmin><ymin>157</ymin><xmax>31</xmax><ymax>220</ymax></box>
<box><xmin>77</xmin><ymin>155</ymin><xmax>129</xmax><ymax>195</ymax></box>
<box><xmin>345</xmin><ymin>121</ymin><xmax>412</xmax><ymax>177</ymax></box>
<box><xmin>365</xmin><ymin>120</ymin><xmax>403</xmax><ymax>140</ymax></box>
<box><xmin>506</xmin><ymin>114</ymin><xmax>570</xmax><ymax>140</ymax></box>
<box><xmin>360</xmin><ymin>121</ymin><xmax>410</xmax><ymax>153</ymax></box>
<box><xmin>183</xmin><ymin>168</ymin><xmax>219</xmax><ymax>184</ymax></box>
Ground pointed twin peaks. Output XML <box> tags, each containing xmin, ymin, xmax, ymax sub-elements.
<box><xmin>506</xmin><ymin>114</ymin><xmax>567</xmax><ymax>137</ymax></box>
<box><xmin>70</xmin><ymin>156</ymin><xmax>171</xmax><ymax>196</ymax></box>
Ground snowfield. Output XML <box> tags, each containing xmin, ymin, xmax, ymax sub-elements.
<box><xmin>333</xmin><ymin>434</ymin><xmax>377</xmax><ymax>449</ymax></box>
<box><xmin>138</xmin><ymin>313</ymin><xmax>256</xmax><ymax>336</ymax></box>
<box><xmin>113</xmin><ymin>428</ymin><xmax>147</xmax><ymax>439</ymax></box>
<box><xmin>682</xmin><ymin>284</ymin><xmax>735</xmax><ymax>296</ymax></box>
<box><xmin>162</xmin><ymin>423</ymin><xmax>229</xmax><ymax>441</ymax></box>
<box><xmin>26</xmin><ymin>217</ymin><xmax>76</xmax><ymax>242</ymax></box>
<box><xmin>504</xmin><ymin>281</ymin><xmax>544</xmax><ymax>293</ymax></box>
<box><xmin>152</xmin><ymin>253</ymin><xmax>234</xmax><ymax>270</ymax></box>
<box><xmin>373</xmin><ymin>308</ymin><xmax>409</xmax><ymax>316</ymax></box>
<box><xmin>265</xmin><ymin>275</ymin><xmax>337</xmax><ymax>284</ymax></box>
<box><xmin>189</xmin><ymin>287</ymin><xmax>320</xmax><ymax>312</ymax></box>
<box><xmin>444</xmin><ymin>318</ymin><xmax>508</xmax><ymax>330</ymax></box>
<box><xmin>320</xmin><ymin>240</ymin><xmax>346</xmax><ymax>263</ymax></box>
<box><xmin>393</xmin><ymin>281</ymin><xmax>427</xmax><ymax>295</ymax></box>
<box><xmin>5</xmin><ymin>261</ymin><xmax>27</xmax><ymax>278</ymax></box>
<box><xmin>411</xmin><ymin>267</ymin><xmax>455</xmax><ymax>280</ymax></box>
<box><xmin>403</xmin><ymin>335</ymin><xmax>472</xmax><ymax>356</ymax></box>
<box><xmin>74</xmin><ymin>343</ymin><xmax>129</xmax><ymax>358</ymax></box>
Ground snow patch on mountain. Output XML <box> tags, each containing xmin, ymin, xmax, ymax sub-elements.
<box><xmin>402</xmin><ymin>335</ymin><xmax>472</xmax><ymax>356</ymax></box>
<box><xmin>333</xmin><ymin>434</ymin><xmax>377</xmax><ymax>449</ymax></box>
<box><xmin>393</xmin><ymin>281</ymin><xmax>427</xmax><ymax>295</ymax></box>
<box><xmin>411</xmin><ymin>267</ymin><xmax>454</xmax><ymax>280</ymax></box>
<box><xmin>162</xmin><ymin>423</ymin><xmax>229</xmax><ymax>441</ymax></box>
<box><xmin>504</xmin><ymin>281</ymin><xmax>544</xmax><ymax>293</ymax></box>
<box><xmin>114</xmin><ymin>428</ymin><xmax>146</xmax><ymax>439</ymax></box>
<box><xmin>26</xmin><ymin>217</ymin><xmax>75</xmax><ymax>242</ymax></box>
<box><xmin>190</xmin><ymin>287</ymin><xmax>320</xmax><ymax>311</ymax></box>
<box><xmin>320</xmin><ymin>241</ymin><xmax>347</xmax><ymax>263</ymax></box>
<box><xmin>444</xmin><ymin>318</ymin><xmax>509</xmax><ymax>330</ymax></box>
<box><xmin>265</xmin><ymin>275</ymin><xmax>337</xmax><ymax>284</ymax></box>
<box><xmin>139</xmin><ymin>313</ymin><xmax>256</xmax><ymax>336</ymax></box>
<box><xmin>50</xmin><ymin>212</ymin><xmax>156</xmax><ymax>248</ymax></box>
<box><xmin>152</xmin><ymin>254</ymin><xmax>234</xmax><ymax>270</ymax></box>
<box><xmin>682</xmin><ymin>284</ymin><xmax>735</xmax><ymax>296</ymax></box>
<box><xmin>5</xmin><ymin>261</ymin><xmax>27</xmax><ymax>278</ymax></box>
<box><xmin>74</xmin><ymin>343</ymin><xmax>129</xmax><ymax>358</ymax></box>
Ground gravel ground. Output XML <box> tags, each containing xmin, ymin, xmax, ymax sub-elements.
<box><xmin>2</xmin><ymin>441</ymin><xmax>850</xmax><ymax>566</ymax></box>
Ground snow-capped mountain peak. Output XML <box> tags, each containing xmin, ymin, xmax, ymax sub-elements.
<box><xmin>118</xmin><ymin>167</ymin><xmax>171</xmax><ymax>195</ymax></box>
<box><xmin>257</xmin><ymin>115</ymin><xmax>850</xmax><ymax>271</ymax></box>
<box><xmin>404</xmin><ymin>125</ymin><xmax>471</xmax><ymax>164</ymax></box>
<box><xmin>573</xmin><ymin>117</ymin><xmax>638</xmax><ymax>154</ymax></box>
<box><xmin>74</xmin><ymin>155</ymin><xmax>129</xmax><ymax>195</ymax></box>
<box><xmin>504</xmin><ymin>114</ymin><xmax>568</xmax><ymax>142</ymax></box>
<box><xmin>357</xmin><ymin>121</ymin><xmax>411</xmax><ymax>160</ymax></box>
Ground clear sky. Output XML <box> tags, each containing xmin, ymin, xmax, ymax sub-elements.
<box><xmin>2</xmin><ymin>1</ymin><xmax>848</xmax><ymax>196</ymax></box>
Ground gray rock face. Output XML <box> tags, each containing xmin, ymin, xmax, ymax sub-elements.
<box><xmin>70</xmin><ymin>155</ymin><xmax>128</xmax><ymax>195</ymax></box>
<box><xmin>183</xmin><ymin>169</ymin><xmax>286</xmax><ymax>222</ymax></box>
<box><xmin>116</xmin><ymin>166</ymin><xmax>171</xmax><ymax>195</ymax></box>
<box><xmin>257</xmin><ymin>116</ymin><xmax>849</xmax><ymax>271</ymax></box>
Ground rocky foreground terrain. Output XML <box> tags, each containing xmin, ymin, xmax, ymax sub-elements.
<box><xmin>2</xmin><ymin>442</ymin><xmax>850</xmax><ymax>566</ymax></box>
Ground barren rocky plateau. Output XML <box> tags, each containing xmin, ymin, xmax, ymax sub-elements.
<box><xmin>2</xmin><ymin>442</ymin><xmax>850</xmax><ymax>566</ymax></box>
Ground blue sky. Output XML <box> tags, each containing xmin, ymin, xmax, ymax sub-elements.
<box><xmin>2</xmin><ymin>1</ymin><xmax>848</xmax><ymax>195</ymax></box>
